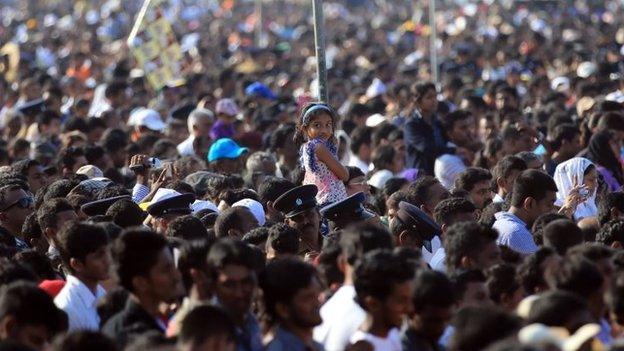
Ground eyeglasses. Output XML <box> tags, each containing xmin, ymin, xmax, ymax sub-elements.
<box><xmin>0</xmin><ymin>196</ymin><xmax>34</xmax><ymax>212</ymax></box>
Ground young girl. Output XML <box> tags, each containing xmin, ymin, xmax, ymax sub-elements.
<box><xmin>295</xmin><ymin>102</ymin><xmax>349</xmax><ymax>205</ymax></box>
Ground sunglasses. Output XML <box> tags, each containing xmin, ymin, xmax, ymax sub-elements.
<box><xmin>1</xmin><ymin>196</ymin><xmax>34</xmax><ymax>212</ymax></box>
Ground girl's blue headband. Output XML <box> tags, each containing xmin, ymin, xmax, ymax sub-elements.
<box><xmin>301</xmin><ymin>104</ymin><xmax>334</xmax><ymax>125</ymax></box>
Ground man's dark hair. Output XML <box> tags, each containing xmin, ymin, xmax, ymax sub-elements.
<box><xmin>340</xmin><ymin>223</ymin><xmax>394</xmax><ymax>266</ymax></box>
<box><xmin>43</xmin><ymin>180</ymin><xmax>75</xmax><ymax>201</ymax></box>
<box><xmin>450</xmin><ymin>306</ymin><xmax>521</xmax><ymax>351</ymax></box>
<box><xmin>444</xmin><ymin>222</ymin><xmax>498</xmax><ymax>273</ymax></box>
<box><xmin>242</xmin><ymin>227</ymin><xmax>269</xmax><ymax>247</ymax></box>
<box><xmin>597</xmin><ymin>112</ymin><xmax>624</xmax><ymax>132</ymax></box>
<box><xmin>57</xmin><ymin>221</ymin><xmax>109</xmax><ymax>273</ymax></box>
<box><xmin>259</xmin><ymin>257</ymin><xmax>318</xmax><ymax>325</ymax></box>
<box><xmin>439</xmin><ymin>110</ymin><xmax>472</xmax><ymax>134</ymax></box>
<box><xmin>214</xmin><ymin>207</ymin><xmax>254</xmax><ymax>238</ymax></box>
<box><xmin>166</xmin><ymin>215</ymin><xmax>209</xmax><ymax>242</ymax></box>
<box><xmin>84</xmin><ymin>145</ymin><xmax>107</xmax><ymax>165</ymax></box>
<box><xmin>596</xmin><ymin>219</ymin><xmax>624</xmax><ymax>247</ymax></box>
<box><xmin>63</xmin><ymin>116</ymin><xmax>89</xmax><ymax>134</ymax></box>
<box><xmin>37</xmin><ymin>110</ymin><xmax>61</xmax><ymax>127</ymax></box>
<box><xmin>21</xmin><ymin>212</ymin><xmax>42</xmax><ymax>247</ymax></box>
<box><xmin>0</xmin><ymin>261</ymin><xmax>38</xmax><ymax>286</ymax></box>
<box><xmin>37</xmin><ymin>198</ymin><xmax>74</xmax><ymax>231</ymax></box>
<box><xmin>510</xmin><ymin>170</ymin><xmax>557</xmax><ymax>207</ymax></box>
<box><xmin>96</xmin><ymin>185</ymin><xmax>131</xmax><ymax>200</ymax></box>
<box><xmin>353</xmin><ymin>249</ymin><xmax>414</xmax><ymax>309</ymax></box>
<box><xmin>405</xmin><ymin>176</ymin><xmax>440</xmax><ymax>207</ymax></box>
<box><xmin>454</xmin><ymin>167</ymin><xmax>492</xmax><ymax>192</ymax></box>
<box><xmin>179</xmin><ymin>305</ymin><xmax>235</xmax><ymax>348</ymax></box>
<box><xmin>0</xmin><ymin>282</ymin><xmax>67</xmax><ymax>336</ymax></box>
<box><xmin>206</xmin><ymin>238</ymin><xmax>256</xmax><ymax>279</ymax></box>
<box><xmin>266</xmin><ymin>223</ymin><xmax>300</xmax><ymax>256</ymax></box>
<box><xmin>102</xmin><ymin>129</ymin><xmax>128</xmax><ymax>153</ymax></box>
<box><xmin>349</xmin><ymin>126</ymin><xmax>373</xmax><ymax>155</ymax></box>
<box><xmin>542</xmin><ymin>219</ymin><xmax>583</xmax><ymax>255</ymax></box>
<box><xmin>111</xmin><ymin>228</ymin><xmax>168</xmax><ymax>292</ymax></box>
<box><xmin>598</xmin><ymin>192</ymin><xmax>624</xmax><ymax>226</ymax></box>
<box><xmin>13</xmin><ymin>250</ymin><xmax>57</xmax><ymax>280</ymax></box>
<box><xmin>527</xmin><ymin>290</ymin><xmax>588</xmax><ymax>328</ymax></box>
<box><xmin>567</xmin><ymin>243</ymin><xmax>614</xmax><ymax>264</ymax></box>
<box><xmin>519</xmin><ymin>248</ymin><xmax>559</xmax><ymax>296</ymax></box>
<box><xmin>550</xmin><ymin>124</ymin><xmax>579</xmax><ymax>151</ymax></box>
<box><xmin>531</xmin><ymin>213</ymin><xmax>568</xmax><ymax>246</ymax></box>
<box><xmin>257</xmin><ymin>177</ymin><xmax>295</xmax><ymax>204</ymax></box>
<box><xmin>177</xmin><ymin>239</ymin><xmax>212</xmax><ymax>291</ymax></box>
<box><xmin>10</xmin><ymin>159</ymin><xmax>40</xmax><ymax>177</ymax></box>
<box><xmin>548</xmin><ymin>255</ymin><xmax>604</xmax><ymax>299</ymax></box>
<box><xmin>105</xmin><ymin>199</ymin><xmax>145</xmax><ymax>228</ymax></box>
<box><xmin>492</xmin><ymin>156</ymin><xmax>527</xmax><ymax>183</ymax></box>
<box><xmin>57</xmin><ymin>147</ymin><xmax>85</xmax><ymax>171</ymax></box>
<box><xmin>412</xmin><ymin>269</ymin><xmax>455</xmax><ymax>311</ymax></box>
<box><xmin>607</xmin><ymin>274</ymin><xmax>624</xmax><ymax>326</ymax></box>
<box><xmin>52</xmin><ymin>331</ymin><xmax>118</xmax><ymax>351</ymax></box>
<box><xmin>269</xmin><ymin>125</ymin><xmax>296</xmax><ymax>151</ymax></box>
<box><xmin>433</xmin><ymin>197</ymin><xmax>476</xmax><ymax>227</ymax></box>
<box><xmin>485</xmin><ymin>264</ymin><xmax>520</xmax><ymax>304</ymax></box>
<box><xmin>451</xmin><ymin>269</ymin><xmax>486</xmax><ymax>302</ymax></box>
<box><xmin>479</xmin><ymin>202</ymin><xmax>505</xmax><ymax>227</ymax></box>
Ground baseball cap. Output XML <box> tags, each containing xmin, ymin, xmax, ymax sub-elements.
<box><xmin>577</xmin><ymin>62</ymin><xmax>597</xmax><ymax>79</ymax></box>
<box><xmin>215</xmin><ymin>98</ymin><xmax>239</xmax><ymax>116</ymax></box>
<box><xmin>245</xmin><ymin>82</ymin><xmax>277</xmax><ymax>100</ymax></box>
<box><xmin>191</xmin><ymin>199</ymin><xmax>219</xmax><ymax>214</ymax></box>
<box><xmin>130</xmin><ymin>108</ymin><xmax>166</xmax><ymax>132</ymax></box>
<box><xmin>76</xmin><ymin>165</ymin><xmax>103</xmax><ymax>179</ymax></box>
<box><xmin>208</xmin><ymin>138</ymin><xmax>248</xmax><ymax>163</ymax></box>
<box><xmin>232</xmin><ymin>198</ymin><xmax>266</xmax><ymax>226</ymax></box>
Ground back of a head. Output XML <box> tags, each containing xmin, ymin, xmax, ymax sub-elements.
<box><xmin>548</xmin><ymin>255</ymin><xmax>603</xmax><ymax>299</ymax></box>
<box><xmin>214</xmin><ymin>207</ymin><xmax>250</xmax><ymax>238</ymax></box>
<box><xmin>542</xmin><ymin>219</ymin><xmax>583</xmax><ymax>255</ymax></box>
<box><xmin>598</xmin><ymin>192</ymin><xmax>624</xmax><ymax>226</ymax></box>
<box><xmin>531</xmin><ymin>213</ymin><xmax>568</xmax><ymax>246</ymax></box>
<box><xmin>178</xmin><ymin>305</ymin><xmax>235</xmax><ymax>349</ymax></box>
<box><xmin>0</xmin><ymin>281</ymin><xmax>67</xmax><ymax>337</ymax></box>
<box><xmin>106</xmin><ymin>199</ymin><xmax>145</xmax><ymax>228</ymax></box>
<box><xmin>485</xmin><ymin>263</ymin><xmax>520</xmax><ymax>304</ymax></box>
<box><xmin>527</xmin><ymin>290</ymin><xmax>588</xmax><ymax>329</ymax></box>
<box><xmin>37</xmin><ymin>198</ymin><xmax>74</xmax><ymax>231</ymax></box>
<box><xmin>450</xmin><ymin>306</ymin><xmax>521</xmax><ymax>351</ymax></box>
<box><xmin>517</xmin><ymin>247</ymin><xmax>556</xmax><ymax>295</ymax></box>
<box><xmin>353</xmin><ymin>249</ymin><xmax>415</xmax><ymax>309</ymax></box>
<box><xmin>52</xmin><ymin>331</ymin><xmax>118</xmax><ymax>351</ymax></box>
<box><xmin>43</xmin><ymin>180</ymin><xmax>74</xmax><ymax>201</ymax></box>
<box><xmin>257</xmin><ymin>177</ymin><xmax>295</xmax><ymax>204</ymax></box>
<box><xmin>412</xmin><ymin>269</ymin><xmax>455</xmax><ymax>311</ymax></box>
<box><xmin>510</xmin><ymin>170</ymin><xmax>557</xmax><ymax>207</ymax></box>
<box><xmin>406</xmin><ymin>176</ymin><xmax>439</xmax><ymax>206</ymax></box>
<box><xmin>493</xmin><ymin>156</ymin><xmax>527</xmax><ymax>181</ymax></box>
<box><xmin>340</xmin><ymin>223</ymin><xmax>394</xmax><ymax>266</ymax></box>
<box><xmin>266</xmin><ymin>223</ymin><xmax>300</xmax><ymax>256</ymax></box>
<box><xmin>434</xmin><ymin>197</ymin><xmax>476</xmax><ymax>227</ymax></box>
<box><xmin>597</xmin><ymin>219</ymin><xmax>624</xmax><ymax>247</ymax></box>
<box><xmin>444</xmin><ymin>221</ymin><xmax>498</xmax><ymax>273</ymax></box>
<box><xmin>111</xmin><ymin>228</ymin><xmax>168</xmax><ymax>293</ymax></box>
<box><xmin>166</xmin><ymin>215</ymin><xmax>209</xmax><ymax>242</ymax></box>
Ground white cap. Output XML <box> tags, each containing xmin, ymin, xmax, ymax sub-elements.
<box><xmin>577</xmin><ymin>61</ymin><xmax>597</xmax><ymax>78</ymax></box>
<box><xmin>130</xmin><ymin>108</ymin><xmax>166</xmax><ymax>131</ymax></box>
<box><xmin>151</xmin><ymin>188</ymin><xmax>182</xmax><ymax>204</ymax></box>
<box><xmin>365</xmin><ymin>78</ymin><xmax>387</xmax><ymax>99</ymax></box>
<box><xmin>76</xmin><ymin>165</ymin><xmax>103</xmax><ymax>178</ymax></box>
<box><xmin>191</xmin><ymin>200</ymin><xmax>219</xmax><ymax>214</ymax></box>
<box><xmin>606</xmin><ymin>90</ymin><xmax>624</xmax><ymax>103</ymax></box>
<box><xmin>551</xmin><ymin>76</ymin><xmax>570</xmax><ymax>91</ymax></box>
<box><xmin>366</xmin><ymin>113</ymin><xmax>386</xmax><ymax>127</ymax></box>
<box><xmin>232</xmin><ymin>198</ymin><xmax>266</xmax><ymax>226</ymax></box>
<box><xmin>368</xmin><ymin>169</ymin><xmax>394</xmax><ymax>189</ymax></box>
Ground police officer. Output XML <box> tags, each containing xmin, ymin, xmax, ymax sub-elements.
<box><xmin>320</xmin><ymin>192</ymin><xmax>378</xmax><ymax>231</ymax></box>
<box><xmin>273</xmin><ymin>185</ymin><xmax>322</xmax><ymax>258</ymax></box>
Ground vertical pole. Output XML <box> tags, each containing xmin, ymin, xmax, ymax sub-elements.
<box><xmin>312</xmin><ymin>0</ymin><xmax>328</xmax><ymax>102</ymax></box>
<box><xmin>429</xmin><ymin>0</ymin><xmax>439</xmax><ymax>84</ymax></box>
<box><xmin>255</xmin><ymin>0</ymin><xmax>263</xmax><ymax>47</ymax></box>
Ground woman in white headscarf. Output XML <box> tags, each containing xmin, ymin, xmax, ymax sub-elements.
<box><xmin>553</xmin><ymin>157</ymin><xmax>599</xmax><ymax>221</ymax></box>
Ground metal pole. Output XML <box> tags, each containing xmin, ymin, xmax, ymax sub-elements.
<box><xmin>255</xmin><ymin>0</ymin><xmax>263</xmax><ymax>47</ymax></box>
<box><xmin>429</xmin><ymin>0</ymin><xmax>438</xmax><ymax>84</ymax></box>
<box><xmin>312</xmin><ymin>0</ymin><xmax>328</xmax><ymax>102</ymax></box>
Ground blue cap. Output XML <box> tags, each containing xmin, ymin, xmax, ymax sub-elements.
<box><xmin>208</xmin><ymin>138</ymin><xmax>248</xmax><ymax>162</ymax></box>
<box><xmin>245</xmin><ymin>82</ymin><xmax>277</xmax><ymax>100</ymax></box>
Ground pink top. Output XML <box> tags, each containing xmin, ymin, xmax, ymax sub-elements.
<box><xmin>302</xmin><ymin>139</ymin><xmax>348</xmax><ymax>205</ymax></box>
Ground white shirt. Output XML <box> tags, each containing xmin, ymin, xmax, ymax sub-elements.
<box><xmin>429</xmin><ymin>247</ymin><xmax>446</xmax><ymax>272</ymax></box>
<box><xmin>348</xmin><ymin>155</ymin><xmax>373</xmax><ymax>175</ymax></box>
<box><xmin>434</xmin><ymin>153</ymin><xmax>467</xmax><ymax>189</ymax></box>
<box><xmin>314</xmin><ymin>285</ymin><xmax>366</xmax><ymax>351</ymax></box>
<box><xmin>54</xmin><ymin>275</ymin><xmax>107</xmax><ymax>331</ymax></box>
<box><xmin>492</xmin><ymin>193</ymin><xmax>505</xmax><ymax>204</ymax></box>
<box><xmin>422</xmin><ymin>236</ymin><xmax>442</xmax><ymax>264</ymax></box>
<box><xmin>350</xmin><ymin>329</ymin><xmax>402</xmax><ymax>351</ymax></box>
<box><xmin>177</xmin><ymin>135</ymin><xmax>195</xmax><ymax>156</ymax></box>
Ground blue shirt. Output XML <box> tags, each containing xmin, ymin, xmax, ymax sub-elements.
<box><xmin>492</xmin><ymin>211</ymin><xmax>537</xmax><ymax>255</ymax></box>
<box><xmin>267</xmin><ymin>327</ymin><xmax>325</xmax><ymax>351</ymax></box>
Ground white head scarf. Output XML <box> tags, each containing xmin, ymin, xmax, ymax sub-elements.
<box><xmin>553</xmin><ymin>157</ymin><xmax>598</xmax><ymax>221</ymax></box>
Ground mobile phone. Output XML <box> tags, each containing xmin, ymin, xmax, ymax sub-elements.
<box><xmin>579</xmin><ymin>188</ymin><xmax>589</xmax><ymax>198</ymax></box>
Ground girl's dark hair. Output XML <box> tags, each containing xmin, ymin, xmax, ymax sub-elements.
<box><xmin>411</xmin><ymin>82</ymin><xmax>436</xmax><ymax>102</ymax></box>
<box><xmin>293</xmin><ymin>102</ymin><xmax>339</xmax><ymax>144</ymax></box>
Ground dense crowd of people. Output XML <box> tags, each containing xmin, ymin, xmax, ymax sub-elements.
<box><xmin>0</xmin><ymin>0</ymin><xmax>624</xmax><ymax>350</ymax></box>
